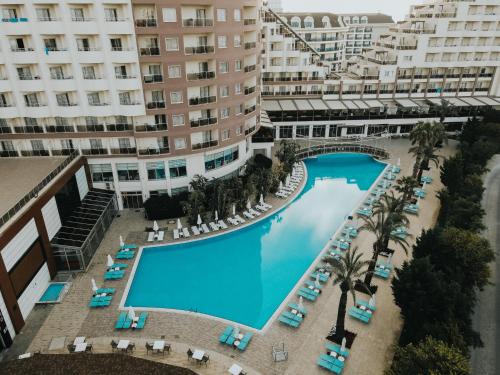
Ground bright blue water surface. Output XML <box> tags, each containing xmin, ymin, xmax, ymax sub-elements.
<box><xmin>125</xmin><ymin>154</ymin><xmax>386</xmax><ymax>329</ymax></box>
<box><xmin>39</xmin><ymin>283</ymin><xmax>65</xmax><ymax>302</ymax></box>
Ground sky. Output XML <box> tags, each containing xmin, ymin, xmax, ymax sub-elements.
<box><xmin>281</xmin><ymin>0</ymin><xmax>420</xmax><ymax>22</ymax></box>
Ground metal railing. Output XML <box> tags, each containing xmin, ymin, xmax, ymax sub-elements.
<box><xmin>296</xmin><ymin>142</ymin><xmax>390</xmax><ymax>160</ymax></box>
<box><xmin>0</xmin><ymin>151</ymin><xmax>79</xmax><ymax>229</ymax></box>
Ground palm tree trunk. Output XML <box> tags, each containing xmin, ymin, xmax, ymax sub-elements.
<box><xmin>412</xmin><ymin>155</ymin><xmax>421</xmax><ymax>179</ymax></box>
<box><xmin>363</xmin><ymin>245</ymin><xmax>380</xmax><ymax>287</ymax></box>
<box><xmin>335</xmin><ymin>288</ymin><xmax>348</xmax><ymax>340</ymax></box>
<box><xmin>417</xmin><ymin>158</ymin><xmax>427</xmax><ymax>182</ymax></box>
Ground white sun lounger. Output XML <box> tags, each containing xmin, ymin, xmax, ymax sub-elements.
<box><xmin>276</xmin><ymin>191</ymin><xmax>287</xmax><ymax>199</ymax></box>
<box><xmin>157</xmin><ymin>231</ymin><xmax>164</xmax><ymax>241</ymax></box>
<box><xmin>201</xmin><ymin>223</ymin><xmax>210</xmax><ymax>233</ymax></box>
<box><xmin>249</xmin><ymin>208</ymin><xmax>261</xmax><ymax>216</ymax></box>
<box><xmin>243</xmin><ymin>211</ymin><xmax>254</xmax><ymax>219</ymax></box>
<box><xmin>182</xmin><ymin>227</ymin><xmax>190</xmax><ymax>238</ymax></box>
<box><xmin>235</xmin><ymin>215</ymin><xmax>246</xmax><ymax>223</ymax></box>
<box><xmin>218</xmin><ymin>220</ymin><xmax>228</xmax><ymax>229</ymax></box>
<box><xmin>173</xmin><ymin>229</ymin><xmax>180</xmax><ymax>240</ymax></box>
<box><xmin>147</xmin><ymin>232</ymin><xmax>155</xmax><ymax>242</ymax></box>
<box><xmin>191</xmin><ymin>226</ymin><xmax>201</xmax><ymax>236</ymax></box>
<box><xmin>262</xmin><ymin>202</ymin><xmax>272</xmax><ymax>209</ymax></box>
<box><xmin>255</xmin><ymin>204</ymin><xmax>268</xmax><ymax>212</ymax></box>
<box><xmin>228</xmin><ymin>217</ymin><xmax>239</xmax><ymax>226</ymax></box>
<box><xmin>209</xmin><ymin>222</ymin><xmax>220</xmax><ymax>231</ymax></box>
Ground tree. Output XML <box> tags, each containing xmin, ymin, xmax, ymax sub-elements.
<box><xmin>440</xmin><ymin>155</ymin><xmax>464</xmax><ymax>195</ymax></box>
<box><xmin>409</xmin><ymin>122</ymin><xmax>447</xmax><ymax>181</ymax></box>
<box><xmin>359</xmin><ymin>193</ymin><xmax>410</xmax><ymax>287</ymax></box>
<box><xmin>437</xmin><ymin>193</ymin><xmax>485</xmax><ymax>232</ymax></box>
<box><xmin>324</xmin><ymin>247</ymin><xmax>371</xmax><ymax>341</ymax></box>
<box><xmin>387</xmin><ymin>336</ymin><xmax>470</xmax><ymax>375</ymax></box>
<box><xmin>409</xmin><ymin>122</ymin><xmax>427</xmax><ymax>179</ymax></box>
<box><xmin>275</xmin><ymin>140</ymin><xmax>300</xmax><ymax>173</ymax></box>
<box><xmin>394</xmin><ymin>176</ymin><xmax>419</xmax><ymax>204</ymax></box>
<box><xmin>437</xmin><ymin>98</ymin><xmax>452</xmax><ymax>125</ymax></box>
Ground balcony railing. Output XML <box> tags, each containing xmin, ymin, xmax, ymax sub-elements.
<box><xmin>18</xmin><ymin>75</ymin><xmax>40</xmax><ymax>81</ymax></box>
<box><xmin>243</xmin><ymin>19</ymin><xmax>256</xmax><ymax>25</ymax></box>
<box><xmin>146</xmin><ymin>101</ymin><xmax>166</xmax><ymax>109</ymax></box>
<box><xmin>135</xmin><ymin>18</ymin><xmax>157</xmax><ymax>27</ymax></box>
<box><xmin>51</xmin><ymin>149</ymin><xmax>76</xmax><ymax>156</ymax></box>
<box><xmin>244</xmin><ymin>86</ymin><xmax>256</xmax><ymax>95</ymax></box>
<box><xmin>184</xmin><ymin>45</ymin><xmax>214</xmax><ymax>55</ymax></box>
<box><xmin>11</xmin><ymin>48</ymin><xmax>35</xmax><ymax>52</ymax></box>
<box><xmin>245</xmin><ymin>105</ymin><xmax>256</xmax><ymax>115</ymax></box>
<box><xmin>76</xmin><ymin>124</ymin><xmax>105</xmax><ymax>132</ymax></box>
<box><xmin>110</xmin><ymin>147</ymin><xmax>137</xmax><ymax>155</ymax></box>
<box><xmin>189</xmin><ymin>96</ymin><xmax>216</xmax><ymax>106</ymax></box>
<box><xmin>190</xmin><ymin>117</ymin><xmax>217</xmax><ymax>127</ymax></box>
<box><xmin>46</xmin><ymin>125</ymin><xmax>75</xmax><ymax>133</ymax></box>
<box><xmin>81</xmin><ymin>148</ymin><xmax>108</xmax><ymax>155</ymax></box>
<box><xmin>182</xmin><ymin>18</ymin><xmax>213</xmax><ymax>27</ymax></box>
<box><xmin>244</xmin><ymin>64</ymin><xmax>256</xmax><ymax>72</ymax></box>
<box><xmin>21</xmin><ymin>150</ymin><xmax>50</xmax><ymax>157</ymax></box>
<box><xmin>143</xmin><ymin>74</ymin><xmax>163</xmax><ymax>83</ymax></box>
<box><xmin>187</xmin><ymin>71</ymin><xmax>215</xmax><ymax>81</ymax></box>
<box><xmin>107</xmin><ymin>123</ymin><xmax>133</xmax><ymax>132</ymax></box>
<box><xmin>138</xmin><ymin>147</ymin><xmax>170</xmax><ymax>156</ymax></box>
<box><xmin>244</xmin><ymin>42</ymin><xmax>257</xmax><ymax>50</ymax></box>
<box><xmin>135</xmin><ymin>123</ymin><xmax>168</xmax><ymax>132</ymax></box>
<box><xmin>139</xmin><ymin>47</ymin><xmax>160</xmax><ymax>56</ymax></box>
<box><xmin>0</xmin><ymin>150</ymin><xmax>19</xmax><ymax>157</ymax></box>
<box><xmin>191</xmin><ymin>140</ymin><xmax>218</xmax><ymax>150</ymax></box>
<box><xmin>14</xmin><ymin>126</ymin><xmax>44</xmax><ymax>133</ymax></box>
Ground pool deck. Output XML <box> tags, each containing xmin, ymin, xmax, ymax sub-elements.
<box><xmin>25</xmin><ymin>138</ymin><xmax>457</xmax><ymax>375</ymax></box>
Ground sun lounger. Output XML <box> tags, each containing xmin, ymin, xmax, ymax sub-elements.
<box><xmin>421</xmin><ymin>176</ymin><xmax>432</xmax><ymax>184</ymax></box>
<box><xmin>282</xmin><ymin>310</ymin><xmax>303</xmax><ymax>323</ymax></box>
<box><xmin>288</xmin><ymin>302</ymin><xmax>307</xmax><ymax>315</ymax></box>
<box><xmin>357</xmin><ymin>299</ymin><xmax>376</xmax><ymax>312</ymax></box>
<box><xmin>173</xmin><ymin>229</ymin><xmax>180</xmax><ymax>240</ymax></box>
<box><xmin>89</xmin><ymin>295</ymin><xmax>112</xmax><ymax>308</ymax></box>
<box><xmin>279</xmin><ymin>315</ymin><xmax>300</xmax><ymax>328</ymax></box>
<box><xmin>332</xmin><ymin>240</ymin><xmax>349</xmax><ymax>250</ymax></box>
<box><xmin>243</xmin><ymin>211</ymin><xmax>254</xmax><ymax>219</ymax></box>
<box><xmin>391</xmin><ymin>165</ymin><xmax>401</xmax><ymax>174</ymax></box>
<box><xmin>147</xmin><ymin>232</ymin><xmax>155</xmax><ymax>242</ymax></box>
<box><xmin>371</xmin><ymin>188</ymin><xmax>385</xmax><ymax>196</ymax></box>
<box><xmin>413</xmin><ymin>188</ymin><xmax>426</xmax><ymax>198</ymax></box>
<box><xmin>209</xmin><ymin>222</ymin><xmax>220</xmax><ymax>231</ymax></box>
<box><xmin>198</xmin><ymin>223</ymin><xmax>208</xmax><ymax>234</ymax></box>
<box><xmin>317</xmin><ymin>354</ymin><xmax>344</xmax><ymax>374</ymax></box>
<box><xmin>228</xmin><ymin>217</ymin><xmax>239</xmax><ymax>226</ymax></box>
<box><xmin>403</xmin><ymin>203</ymin><xmax>419</xmax><ymax>215</ymax></box>
<box><xmin>262</xmin><ymin>202</ymin><xmax>272</xmax><ymax>210</ymax></box>
<box><xmin>235</xmin><ymin>215</ymin><xmax>246</xmax><ymax>224</ymax></box>
<box><xmin>374</xmin><ymin>266</ymin><xmax>391</xmax><ymax>279</ymax></box>
<box><xmin>275</xmin><ymin>191</ymin><xmax>288</xmax><ymax>199</ymax></box>
<box><xmin>255</xmin><ymin>204</ymin><xmax>268</xmax><ymax>212</ymax></box>
<box><xmin>304</xmin><ymin>285</ymin><xmax>321</xmax><ymax>296</ymax></box>
<box><xmin>95</xmin><ymin>288</ymin><xmax>115</xmax><ymax>295</ymax></box>
<box><xmin>191</xmin><ymin>226</ymin><xmax>201</xmax><ymax>236</ymax></box>
<box><xmin>104</xmin><ymin>270</ymin><xmax>125</xmax><ymax>280</ymax></box>
<box><xmin>248</xmin><ymin>208</ymin><xmax>260</xmax><ymax>216</ymax></box>
<box><xmin>348</xmin><ymin>306</ymin><xmax>372</xmax><ymax>323</ymax></box>
<box><xmin>356</xmin><ymin>207</ymin><xmax>372</xmax><ymax>217</ymax></box>
<box><xmin>219</xmin><ymin>326</ymin><xmax>233</xmax><ymax>343</ymax></box>
<box><xmin>157</xmin><ymin>231</ymin><xmax>164</xmax><ymax>241</ymax></box>
<box><xmin>182</xmin><ymin>227</ymin><xmax>190</xmax><ymax>238</ymax></box>
<box><xmin>325</xmin><ymin>342</ymin><xmax>349</xmax><ymax>358</ymax></box>
<box><xmin>236</xmin><ymin>332</ymin><xmax>253</xmax><ymax>351</ymax></box>
<box><xmin>298</xmin><ymin>289</ymin><xmax>316</xmax><ymax>301</ymax></box>
<box><xmin>305</xmin><ymin>280</ymin><xmax>323</xmax><ymax>290</ymax></box>
<box><xmin>218</xmin><ymin>220</ymin><xmax>228</xmax><ymax>229</ymax></box>
<box><xmin>116</xmin><ymin>250</ymin><xmax>134</xmax><ymax>259</ymax></box>
<box><xmin>310</xmin><ymin>272</ymin><xmax>329</xmax><ymax>283</ymax></box>
<box><xmin>391</xmin><ymin>226</ymin><xmax>408</xmax><ymax>239</ymax></box>
<box><xmin>120</xmin><ymin>244</ymin><xmax>137</xmax><ymax>250</ymax></box>
<box><xmin>135</xmin><ymin>312</ymin><xmax>148</xmax><ymax>329</ymax></box>
<box><xmin>115</xmin><ymin>312</ymin><xmax>128</xmax><ymax>329</ymax></box>
<box><xmin>342</xmin><ymin>226</ymin><xmax>358</xmax><ymax>238</ymax></box>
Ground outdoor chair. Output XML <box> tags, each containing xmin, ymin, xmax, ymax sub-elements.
<box><xmin>110</xmin><ymin>340</ymin><xmax>118</xmax><ymax>352</ymax></box>
<box><xmin>187</xmin><ymin>348</ymin><xmax>193</xmax><ymax>361</ymax></box>
<box><xmin>145</xmin><ymin>342</ymin><xmax>153</xmax><ymax>355</ymax></box>
<box><xmin>67</xmin><ymin>344</ymin><xmax>75</xmax><ymax>353</ymax></box>
<box><xmin>85</xmin><ymin>344</ymin><xmax>93</xmax><ymax>353</ymax></box>
<box><xmin>201</xmin><ymin>354</ymin><xmax>210</xmax><ymax>366</ymax></box>
<box><xmin>126</xmin><ymin>343</ymin><xmax>135</xmax><ymax>353</ymax></box>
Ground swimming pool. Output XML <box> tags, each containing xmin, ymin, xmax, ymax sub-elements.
<box><xmin>124</xmin><ymin>154</ymin><xmax>386</xmax><ymax>330</ymax></box>
<box><xmin>38</xmin><ymin>283</ymin><xmax>67</xmax><ymax>303</ymax></box>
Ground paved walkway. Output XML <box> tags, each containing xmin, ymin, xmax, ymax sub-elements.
<box><xmin>25</xmin><ymin>139</ymin><xmax>456</xmax><ymax>375</ymax></box>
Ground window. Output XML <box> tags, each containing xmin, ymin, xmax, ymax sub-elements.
<box><xmin>279</xmin><ymin>125</ymin><xmax>293</xmax><ymax>139</ymax></box>
<box><xmin>82</xmin><ymin>66</ymin><xmax>96</xmax><ymax>79</ymax></box>
<box><xmin>234</xmin><ymin>9</ymin><xmax>241</xmax><ymax>22</ymax></box>
<box><xmin>220</xmin><ymin>107</ymin><xmax>230</xmax><ymax>118</ymax></box>
<box><xmin>165</xmin><ymin>37</ymin><xmax>179</xmax><ymax>51</ymax></box>
<box><xmin>403</xmin><ymin>56</ymin><xmax>413</xmax><ymax>62</ymax></box>
<box><xmin>170</xmin><ymin>91</ymin><xmax>183</xmax><ymax>104</ymax></box>
<box><xmin>219</xmin><ymin>61</ymin><xmax>229</xmax><ymax>73</ymax></box>
<box><xmin>162</xmin><ymin>8</ymin><xmax>176</xmax><ymax>22</ymax></box>
<box><xmin>204</xmin><ymin>146</ymin><xmax>239</xmax><ymax>171</ymax></box>
<box><xmin>217</xmin><ymin>9</ymin><xmax>226</xmax><ymax>22</ymax></box>
<box><xmin>31</xmin><ymin>139</ymin><xmax>44</xmax><ymax>150</ymax></box>
<box><xmin>119</xmin><ymin>92</ymin><xmax>131</xmax><ymax>105</ymax></box>
<box><xmin>146</xmin><ymin>161</ymin><xmax>166</xmax><ymax>180</ymax></box>
<box><xmin>218</xmin><ymin>35</ymin><xmax>227</xmax><ymax>48</ymax></box>
<box><xmin>328</xmin><ymin>125</ymin><xmax>338</xmax><ymax>138</ymax></box>
<box><xmin>296</xmin><ymin>125</ymin><xmax>309</xmax><ymax>138</ymax></box>
<box><xmin>168</xmin><ymin>65</ymin><xmax>181</xmax><ymax>78</ymax></box>
<box><xmin>172</xmin><ymin>114</ymin><xmax>185</xmax><ymax>126</ymax></box>
<box><xmin>312</xmin><ymin>125</ymin><xmax>326</xmax><ymax>138</ymax></box>
<box><xmin>116</xmin><ymin>163</ymin><xmax>139</xmax><ymax>181</ymax></box>
<box><xmin>235</xmin><ymin>126</ymin><xmax>242</xmax><ymax>136</ymax></box>
<box><xmin>104</xmin><ymin>8</ymin><xmax>118</xmax><ymax>21</ymax></box>
<box><xmin>56</xmin><ymin>93</ymin><xmax>71</xmax><ymax>106</ymax></box>
<box><xmin>235</xmin><ymin>83</ymin><xmax>242</xmax><ymax>94</ymax></box>
<box><xmin>220</xmin><ymin>85</ymin><xmax>229</xmax><ymax>97</ymax></box>
<box><xmin>24</xmin><ymin>93</ymin><xmax>40</xmax><ymax>107</ymax></box>
<box><xmin>118</xmin><ymin>138</ymin><xmax>131</xmax><ymax>149</ymax></box>
<box><xmin>169</xmin><ymin>159</ymin><xmax>187</xmax><ymax>178</ymax></box>
<box><xmin>171</xmin><ymin>186</ymin><xmax>189</xmax><ymax>196</ymax></box>
<box><xmin>70</xmin><ymin>8</ymin><xmax>84</xmax><ymax>21</ymax></box>
<box><xmin>234</xmin><ymin>35</ymin><xmax>241</xmax><ymax>47</ymax></box>
<box><xmin>235</xmin><ymin>59</ymin><xmax>242</xmax><ymax>71</ymax></box>
<box><xmin>89</xmin><ymin>139</ymin><xmax>103</xmax><ymax>150</ymax></box>
<box><xmin>174</xmin><ymin>138</ymin><xmax>186</xmax><ymax>149</ymax></box>
<box><xmin>90</xmin><ymin>164</ymin><xmax>113</xmax><ymax>182</ymax></box>
<box><xmin>50</xmin><ymin>66</ymin><xmax>65</xmax><ymax>79</ymax></box>
<box><xmin>236</xmin><ymin>103</ymin><xmax>243</xmax><ymax>115</ymax></box>
<box><xmin>222</xmin><ymin>129</ymin><xmax>230</xmax><ymax>140</ymax></box>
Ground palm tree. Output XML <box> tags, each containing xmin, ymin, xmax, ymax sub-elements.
<box><xmin>409</xmin><ymin>122</ymin><xmax>429</xmax><ymax>179</ymax></box>
<box><xmin>409</xmin><ymin>122</ymin><xmax>447</xmax><ymax>181</ymax></box>
<box><xmin>359</xmin><ymin>193</ymin><xmax>411</xmax><ymax>287</ymax></box>
<box><xmin>395</xmin><ymin>176</ymin><xmax>419</xmax><ymax>204</ymax></box>
<box><xmin>324</xmin><ymin>247</ymin><xmax>371</xmax><ymax>341</ymax></box>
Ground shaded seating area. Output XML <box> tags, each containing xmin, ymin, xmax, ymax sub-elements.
<box><xmin>115</xmin><ymin>311</ymin><xmax>149</xmax><ymax>330</ymax></box>
<box><xmin>218</xmin><ymin>326</ymin><xmax>253</xmax><ymax>351</ymax></box>
<box><xmin>403</xmin><ymin>203</ymin><xmax>419</xmax><ymax>215</ymax></box>
<box><xmin>116</xmin><ymin>249</ymin><xmax>135</xmax><ymax>259</ymax></box>
<box><xmin>104</xmin><ymin>270</ymin><xmax>125</xmax><ymax>280</ymax></box>
<box><xmin>279</xmin><ymin>302</ymin><xmax>306</xmax><ymax>328</ymax></box>
<box><xmin>374</xmin><ymin>262</ymin><xmax>392</xmax><ymax>279</ymax></box>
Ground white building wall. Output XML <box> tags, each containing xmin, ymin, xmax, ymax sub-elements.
<box><xmin>0</xmin><ymin>290</ymin><xmax>16</xmax><ymax>340</ymax></box>
<box><xmin>17</xmin><ymin>263</ymin><xmax>50</xmax><ymax>320</ymax></box>
<box><xmin>41</xmin><ymin>197</ymin><xmax>62</xmax><ymax>241</ymax></box>
<box><xmin>1</xmin><ymin>219</ymin><xmax>38</xmax><ymax>272</ymax></box>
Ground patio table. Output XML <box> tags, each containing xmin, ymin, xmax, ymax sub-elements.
<box><xmin>74</xmin><ymin>343</ymin><xmax>87</xmax><ymax>353</ymax></box>
<box><xmin>192</xmin><ymin>349</ymin><xmax>205</xmax><ymax>360</ymax></box>
<box><xmin>153</xmin><ymin>340</ymin><xmax>165</xmax><ymax>351</ymax></box>
<box><xmin>117</xmin><ymin>340</ymin><xmax>130</xmax><ymax>350</ymax></box>
<box><xmin>74</xmin><ymin>337</ymin><xmax>85</xmax><ymax>345</ymax></box>
<box><xmin>229</xmin><ymin>364</ymin><xmax>243</xmax><ymax>374</ymax></box>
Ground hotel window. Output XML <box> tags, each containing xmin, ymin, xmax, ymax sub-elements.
<box><xmin>116</xmin><ymin>163</ymin><xmax>140</xmax><ymax>181</ymax></box>
<box><xmin>170</xmin><ymin>91</ymin><xmax>183</xmax><ymax>104</ymax></box>
<box><xmin>222</xmin><ymin>129</ymin><xmax>230</xmax><ymax>140</ymax></box>
<box><xmin>31</xmin><ymin>139</ymin><xmax>44</xmax><ymax>150</ymax></box>
<box><xmin>87</xmin><ymin>92</ymin><xmax>101</xmax><ymax>105</ymax></box>
<box><xmin>234</xmin><ymin>9</ymin><xmax>241</xmax><ymax>22</ymax></box>
<box><xmin>204</xmin><ymin>146</ymin><xmax>239</xmax><ymax>171</ymax></box>
<box><xmin>217</xmin><ymin>9</ymin><xmax>226</xmax><ymax>22</ymax></box>
<box><xmin>165</xmin><ymin>37</ymin><xmax>179</xmax><ymax>51</ymax></box>
<box><xmin>219</xmin><ymin>61</ymin><xmax>229</xmax><ymax>73</ymax></box>
<box><xmin>172</xmin><ymin>114</ymin><xmax>185</xmax><ymax>126</ymax></box>
<box><xmin>56</xmin><ymin>93</ymin><xmax>71</xmax><ymax>106</ymax></box>
<box><xmin>235</xmin><ymin>126</ymin><xmax>242</xmax><ymax>136</ymax></box>
<box><xmin>90</xmin><ymin>164</ymin><xmax>113</xmax><ymax>182</ymax></box>
<box><xmin>235</xmin><ymin>59</ymin><xmax>242</xmax><ymax>71</ymax></box>
<box><xmin>220</xmin><ymin>85</ymin><xmax>229</xmax><ymax>97</ymax></box>
<box><xmin>218</xmin><ymin>35</ymin><xmax>227</xmax><ymax>48</ymax></box>
<box><xmin>162</xmin><ymin>8</ymin><xmax>176</xmax><ymax>22</ymax></box>
<box><xmin>234</xmin><ymin>35</ymin><xmax>241</xmax><ymax>48</ymax></box>
<box><xmin>70</xmin><ymin>8</ymin><xmax>84</xmax><ymax>21</ymax></box>
<box><xmin>24</xmin><ymin>93</ymin><xmax>40</xmax><ymax>107</ymax></box>
<box><xmin>171</xmin><ymin>186</ymin><xmax>189</xmax><ymax>196</ymax></box>
<box><xmin>174</xmin><ymin>138</ymin><xmax>186</xmax><ymax>150</ymax></box>
<box><xmin>119</xmin><ymin>92</ymin><xmax>131</xmax><ymax>105</ymax></box>
<box><xmin>104</xmin><ymin>8</ymin><xmax>118</xmax><ymax>22</ymax></box>
<box><xmin>168</xmin><ymin>65</ymin><xmax>181</xmax><ymax>78</ymax></box>
<box><xmin>90</xmin><ymin>139</ymin><xmax>103</xmax><ymax>150</ymax></box>
<box><xmin>82</xmin><ymin>66</ymin><xmax>96</xmax><ymax>79</ymax></box>
<box><xmin>279</xmin><ymin>125</ymin><xmax>293</xmax><ymax>139</ymax></box>
<box><xmin>312</xmin><ymin>125</ymin><xmax>326</xmax><ymax>138</ymax></box>
<box><xmin>235</xmin><ymin>83</ymin><xmax>242</xmax><ymax>94</ymax></box>
<box><xmin>169</xmin><ymin>159</ymin><xmax>187</xmax><ymax>178</ymax></box>
<box><xmin>328</xmin><ymin>125</ymin><xmax>338</xmax><ymax>138</ymax></box>
<box><xmin>236</xmin><ymin>104</ymin><xmax>243</xmax><ymax>115</ymax></box>
<box><xmin>35</xmin><ymin>8</ymin><xmax>51</xmax><ymax>21</ymax></box>
<box><xmin>146</xmin><ymin>161</ymin><xmax>166</xmax><ymax>180</ymax></box>
<box><xmin>220</xmin><ymin>107</ymin><xmax>230</xmax><ymax>118</ymax></box>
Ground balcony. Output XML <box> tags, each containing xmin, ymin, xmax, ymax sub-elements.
<box><xmin>81</xmin><ymin>148</ymin><xmax>108</xmax><ymax>155</ymax></box>
<box><xmin>25</xmin><ymin>102</ymin><xmax>47</xmax><ymax>108</ymax></box>
<box><xmin>244</xmin><ymin>65</ymin><xmax>256</xmax><ymax>72</ymax></box>
<box><xmin>57</xmin><ymin>102</ymin><xmax>78</xmax><ymax>107</ymax></box>
<box><xmin>146</xmin><ymin>101</ymin><xmax>166</xmax><ymax>109</ymax></box>
<box><xmin>21</xmin><ymin>150</ymin><xmax>50</xmax><ymax>157</ymax></box>
<box><xmin>76</xmin><ymin>124</ymin><xmax>105</xmax><ymax>132</ymax></box>
<box><xmin>51</xmin><ymin>149</ymin><xmax>76</xmax><ymax>156</ymax></box>
<box><xmin>244</xmin><ymin>105</ymin><xmax>256</xmax><ymax>115</ymax></box>
<box><xmin>184</xmin><ymin>46</ymin><xmax>215</xmax><ymax>55</ymax></box>
<box><xmin>189</xmin><ymin>96</ymin><xmax>216</xmax><ymax>106</ymax></box>
<box><xmin>45</xmin><ymin>125</ymin><xmax>75</xmax><ymax>133</ymax></box>
<box><xmin>18</xmin><ymin>74</ymin><xmax>41</xmax><ymax>81</ymax></box>
<box><xmin>190</xmin><ymin>117</ymin><xmax>217</xmax><ymax>128</ymax></box>
<box><xmin>187</xmin><ymin>71</ymin><xmax>215</xmax><ymax>81</ymax></box>
<box><xmin>244</xmin><ymin>42</ymin><xmax>257</xmax><ymax>50</ymax></box>
<box><xmin>139</xmin><ymin>47</ymin><xmax>160</xmax><ymax>56</ymax></box>
<box><xmin>110</xmin><ymin>147</ymin><xmax>137</xmax><ymax>155</ymax></box>
<box><xmin>138</xmin><ymin>147</ymin><xmax>170</xmax><ymax>156</ymax></box>
<box><xmin>143</xmin><ymin>74</ymin><xmax>163</xmax><ymax>83</ymax></box>
<box><xmin>244</xmin><ymin>86</ymin><xmax>256</xmax><ymax>95</ymax></box>
<box><xmin>135</xmin><ymin>18</ymin><xmax>157</xmax><ymax>28</ymax></box>
<box><xmin>182</xmin><ymin>18</ymin><xmax>213</xmax><ymax>27</ymax></box>
<box><xmin>0</xmin><ymin>150</ymin><xmax>19</xmax><ymax>157</ymax></box>
<box><xmin>135</xmin><ymin>123</ymin><xmax>168</xmax><ymax>132</ymax></box>
<box><xmin>107</xmin><ymin>123</ymin><xmax>133</xmax><ymax>131</ymax></box>
<box><xmin>191</xmin><ymin>140</ymin><xmax>218</xmax><ymax>150</ymax></box>
<box><xmin>243</xmin><ymin>19</ymin><xmax>256</xmax><ymax>25</ymax></box>
<box><xmin>14</xmin><ymin>126</ymin><xmax>44</xmax><ymax>133</ymax></box>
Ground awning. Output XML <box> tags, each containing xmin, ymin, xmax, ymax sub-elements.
<box><xmin>260</xmin><ymin>111</ymin><xmax>273</xmax><ymax>128</ymax></box>
<box><xmin>363</xmin><ymin>100</ymin><xmax>385</xmax><ymax>108</ymax></box>
<box><xmin>325</xmin><ymin>101</ymin><xmax>347</xmax><ymax>110</ymax></box>
<box><xmin>353</xmin><ymin>100</ymin><xmax>369</xmax><ymax>109</ymax></box>
<box><xmin>395</xmin><ymin>98</ymin><xmax>419</xmax><ymax>107</ymax></box>
<box><xmin>342</xmin><ymin>100</ymin><xmax>359</xmax><ymax>110</ymax></box>
<box><xmin>412</xmin><ymin>99</ymin><xmax>430</xmax><ymax>109</ymax></box>
<box><xmin>460</xmin><ymin>97</ymin><xmax>487</xmax><ymax>106</ymax></box>
<box><xmin>446</xmin><ymin>97</ymin><xmax>469</xmax><ymax>107</ymax></box>
<box><xmin>279</xmin><ymin>100</ymin><xmax>297</xmax><ymax>111</ymax></box>
<box><xmin>476</xmin><ymin>97</ymin><xmax>500</xmax><ymax>106</ymax></box>
<box><xmin>308</xmin><ymin>99</ymin><xmax>328</xmax><ymax>110</ymax></box>
<box><xmin>262</xmin><ymin>100</ymin><xmax>281</xmax><ymax>111</ymax></box>
<box><xmin>294</xmin><ymin>99</ymin><xmax>313</xmax><ymax>111</ymax></box>
<box><xmin>426</xmin><ymin>98</ymin><xmax>446</xmax><ymax>106</ymax></box>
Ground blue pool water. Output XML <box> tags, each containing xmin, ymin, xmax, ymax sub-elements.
<box><xmin>125</xmin><ymin>154</ymin><xmax>386</xmax><ymax>329</ymax></box>
<box><xmin>39</xmin><ymin>283</ymin><xmax>65</xmax><ymax>302</ymax></box>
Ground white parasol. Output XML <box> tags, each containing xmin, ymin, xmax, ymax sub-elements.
<box><xmin>285</xmin><ymin>174</ymin><xmax>291</xmax><ymax>186</ymax></box>
<box><xmin>279</xmin><ymin>181</ymin><xmax>284</xmax><ymax>191</ymax></box>
<box><xmin>91</xmin><ymin>278</ymin><xmax>98</xmax><ymax>293</ymax></box>
<box><xmin>119</xmin><ymin>235</ymin><xmax>125</xmax><ymax>249</ymax></box>
<box><xmin>197</xmin><ymin>214</ymin><xmax>202</xmax><ymax>227</ymax></box>
<box><xmin>232</xmin><ymin>204</ymin><xmax>236</xmax><ymax>216</ymax></box>
<box><xmin>315</xmin><ymin>274</ymin><xmax>321</xmax><ymax>289</ymax></box>
<box><xmin>128</xmin><ymin>307</ymin><xmax>136</xmax><ymax>321</ymax></box>
<box><xmin>369</xmin><ymin>295</ymin><xmax>376</xmax><ymax>307</ymax></box>
<box><xmin>387</xmin><ymin>253</ymin><xmax>393</xmax><ymax>265</ymax></box>
<box><xmin>298</xmin><ymin>296</ymin><xmax>304</xmax><ymax>310</ymax></box>
<box><xmin>107</xmin><ymin>254</ymin><xmax>114</xmax><ymax>268</ymax></box>
<box><xmin>259</xmin><ymin>194</ymin><xmax>264</xmax><ymax>206</ymax></box>
<box><xmin>341</xmin><ymin>337</ymin><xmax>347</xmax><ymax>352</ymax></box>
<box><xmin>153</xmin><ymin>220</ymin><xmax>159</xmax><ymax>233</ymax></box>
<box><xmin>397</xmin><ymin>157</ymin><xmax>401</xmax><ymax>167</ymax></box>
<box><xmin>177</xmin><ymin>218</ymin><xmax>182</xmax><ymax>230</ymax></box>
<box><xmin>215</xmin><ymin>210</ymin><xmax>219</xmax><ymax>222</ymax></box>
<box><xmin>246</xmin><ymin>200</ymin><xmax>251</xmax><ymax>210</ymax></box>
